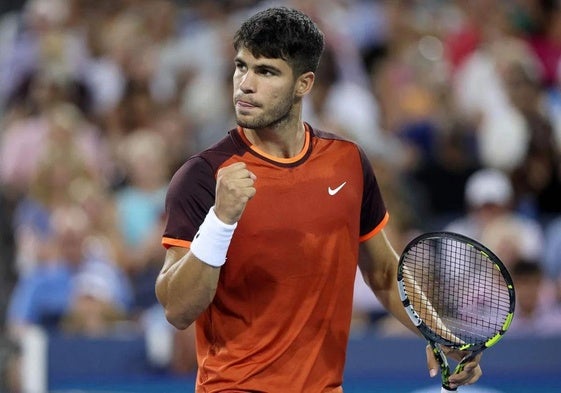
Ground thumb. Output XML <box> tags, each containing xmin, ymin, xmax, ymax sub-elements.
<box><xmin>426</xmin><ymin>344</ymin><xmax>439</xmax><ymax>378</ymax></box>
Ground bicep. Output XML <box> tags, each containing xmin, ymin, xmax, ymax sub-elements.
<box><xmin>359</xmin><ymin>230</ymin><xmax>399</xmax><ymax>291</ymax></box>
<box><xmin>160</xmin><ymin>246</ymin><xmax>189</xmax><ymax>274</ymax></box>
<box><xmin>156</xmin><ymin>246</ymin><xmax>189</xmax><ymax>305</ymax></box>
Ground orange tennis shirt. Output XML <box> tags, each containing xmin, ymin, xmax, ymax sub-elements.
<box><xmin>162</xmin><ymin>124</ymin><xmax>389</xmax><ymax>393</ymax></box>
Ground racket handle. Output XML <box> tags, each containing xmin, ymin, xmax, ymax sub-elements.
<box><xmin>441</xmin><ymin>387</ymin><xmax>457</xmax><ymax>392</ymax></box>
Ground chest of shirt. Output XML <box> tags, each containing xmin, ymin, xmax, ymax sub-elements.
<box><xmin>235</xmin><ymin>152</ymin><xmax>364</xmax><ymax>236</ymax></box>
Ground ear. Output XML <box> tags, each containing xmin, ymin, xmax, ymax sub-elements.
<box><xmin>294</xmin><ymin>71</ymin><xmax>315</xmax><ymax>97</ymax></box>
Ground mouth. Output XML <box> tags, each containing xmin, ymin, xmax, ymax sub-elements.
<box><xmin>235</xmin><ymin>97</ymin><xmax>259</xmax><ymax>108</ymax></box>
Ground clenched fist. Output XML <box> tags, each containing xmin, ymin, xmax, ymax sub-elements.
<box><xmin>214</xmin><ymin>162</ymin><xmax>256</xmax><ymax>225</ymax></box>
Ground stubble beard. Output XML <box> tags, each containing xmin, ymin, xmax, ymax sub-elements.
<box><xmin>235</xmin><ymin>94</ymin><xmax>295</xmax><ymax>130</ymax></box>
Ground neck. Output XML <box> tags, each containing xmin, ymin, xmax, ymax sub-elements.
<box><xmin>242</xmin><ymin>118</ymin><xmax>306</xmax><ymax>159</ymax></box>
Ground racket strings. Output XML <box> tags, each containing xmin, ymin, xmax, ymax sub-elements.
<box><xmin>403</xmin><ymin>238</ymin><xmax>511</xmax><ymax>345</ymax></box>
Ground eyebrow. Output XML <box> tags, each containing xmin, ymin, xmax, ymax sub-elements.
<box><xmin>255</xmin><ymin>64</ymin><xmax>282</xmax><ymax>74</ymax></box>
<box><xmin>235</xmin><ymin>56</ymin><xmax>283</xmax><ymax>74</ymax></box>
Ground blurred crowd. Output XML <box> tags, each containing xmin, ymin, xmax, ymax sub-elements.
<box><xmin>0</xmin><ymin>0</ymin><xmax>561</xmax><ymax>390</ymax></box>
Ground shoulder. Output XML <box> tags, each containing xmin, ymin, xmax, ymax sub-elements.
<box><xmin>173</xmin><ymin>129</ymin><xmax>245</xmax><ymax>178</ymax></box>
<box><xmin>310</xmin><ymin>125</ymin><xmax>367</xmax><ymax>159</ymax></box>
<box><xmin>197</xmin><ymin>129</ymin><xmax>247</xmax><ymax>169</ymax></box>
<box><xmin>311</xmin><ymin>126</ymin><xmax>356</xmax><ymax>145</ymax></box>
<box><xmin>169</xmin><ymin>130</ymin><xmax>241</xmax><ymax>184</ymax></box>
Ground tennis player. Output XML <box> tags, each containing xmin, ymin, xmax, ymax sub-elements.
<box><xmin>156</xmin><ymin>6</ymin><xmax>482</xmax><ymax>392</ymax></box>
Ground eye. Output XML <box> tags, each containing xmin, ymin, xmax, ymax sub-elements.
<box><xmin>257</xmin><ymin>67</ymin><xmax>277</xmax><ymax>76</ymax></box>
<box><xmin>235</xmin><ymin>61</ymin><xmax>247</xmax><ymax>72</ymax></box>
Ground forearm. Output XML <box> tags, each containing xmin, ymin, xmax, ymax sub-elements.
<box><xmin>156</xmin><ymin>248</ymin><xmax>221</xmax><ymax>329</ymax></box>
<box><xmin>157</xmin><ymin>205</ymin><xmax>240</xmax><ymax>329</ymax></box>
<box><xmin>372</xmin><ymin>278</ymin><xmax>420</xmax><ymax>336</ymax></box>
<box><xmin>361</xmin><ymin>231</ymin><xmax>420</xmax><ymax>336</ymax></box>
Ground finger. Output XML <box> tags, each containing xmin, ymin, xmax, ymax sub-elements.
<box><xmin>223</xmin><ymin>162</ymin><xmax>248</xmax><ymax>171</ymax></box>
<box><xmin>235</xmin><ymin>169</ymin><xmax>256</xmax><ymax>180</ymax></box>
<box><xmin>217</xmin><ymin>171</ymin><xmax>256</xmax><ymax>193</ymax></box>
<box><xmin>442</xmin><ymin>346</ymin><xmax>467</xmax><ymax>362</ymax></box>
<box><xmin>217</xmin><ymin>173</ymin><xmax>256</xmax><ymax>197</ymax></box>
<box><xmin>230</xmin><ymin>178</ymin><xmax>256</xmax><ymax>199</ymax></box>
<box><xmin>222</xmin><ymin>176</ymin><xmax>256</xmax><ymax>192</ymax></box>
<box><xmin>234</xmin><ymin>177</ymin><xmax>256</xmax><ymax>188</ymax></box>
<box><xmin>217</xmin><ymin>162</ymin><xmax>245</xmax><ymax>178</ymax></box>
<box><xmin>222</xmin><ymin>169</ymin><xmax>257</xmax><ymax>184</ymax></box>
<box><xmin>449</xmin><ymin>368</ymin><xmax>482</xmax><ymax>388</ymax></box>
<box><xmin>449</xmin><ymin>361</ymin><xmax>482</xmax><ymax>387</ymax></box>
<box><xmin>219</xmin><ymin>162</ymin><xmax>256</xmax><ymax>177</ymax></box>
<box><xmin>425</xmin><ymin>344</ymin><xmax>439</xmax><ymax>378</ymax></box>
<box><xmin>218</xmin><ymin>165</ymin><xmax>252</xmax><ymax>179</ymax></box>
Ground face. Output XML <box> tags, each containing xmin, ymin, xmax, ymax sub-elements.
<box><xmin>233</xmin><ymin>48</ymin><xmax>299</xmax><ymax>129</ymax></box>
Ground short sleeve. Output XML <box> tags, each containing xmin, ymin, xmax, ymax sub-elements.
<box><xmin>162</xmin><ymin>157</ymin><xmax>216</xmax><ymax>248</ymax></box>
<box><xmin>358</xmin><ymin>147</ymin><xmax>388</xmax><ymax>241</ymax></box>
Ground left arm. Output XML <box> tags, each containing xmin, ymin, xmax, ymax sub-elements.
<box><xmin>360</xmin><ymin>229</ymin><xmax>482</xmax><ymax>388</ymax></box>
<box><xmin>359</xmin><ymin>230</ymin><xmax>419</xmax><ymax>335</ymax></box>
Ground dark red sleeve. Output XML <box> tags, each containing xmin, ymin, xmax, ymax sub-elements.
<box><xmin>358</xmin><ymin>146</ymin><xmax>388</xmax><ymax>238</ymax></box>
<box><xmin>162</xmin><ymin>156</ymin><xmax>216</xmax><ymax>247</ymax></box>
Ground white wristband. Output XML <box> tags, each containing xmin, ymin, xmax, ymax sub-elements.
<box><xmin>190</xmin><ymin>206</ymin><xmax>237</xmax><ymax>267</ymax></box>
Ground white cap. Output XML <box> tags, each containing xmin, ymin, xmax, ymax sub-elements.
<box><xmin>72</xmin><ymin>263</ymin><xmax>119</xmax><ymax>305</ymax></box>
<box><xmin>465</xmin><ymin>168</ymin><xmax>513</xmax><ymax>208</ymax></box>
<box><xmin>73</xmin><ymin>270</ymin><xmax>114</xmax><ymax>303</ymax></box>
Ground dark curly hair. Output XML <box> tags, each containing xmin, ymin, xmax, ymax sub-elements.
<box><xmin>233</xmin><ymin>7</ymin><xmax>325</xmax><ymax>77</ymax></box>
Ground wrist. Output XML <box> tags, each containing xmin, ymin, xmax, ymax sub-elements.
<box><xmin>190</xmin><ymin>207</ymin><xmax>237</xmax><ymax>267</ymax></box>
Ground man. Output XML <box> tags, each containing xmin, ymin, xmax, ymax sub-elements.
<box><xmin>156</xmin><ymin>7</ymin><xmax>482</xmax><ymax>392</ymax></box>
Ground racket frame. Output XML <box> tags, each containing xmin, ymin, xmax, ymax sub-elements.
<box><xmin>397</xmin><ymin>231</ymin><xmax>516</xmax><ymax>391</ymax></box>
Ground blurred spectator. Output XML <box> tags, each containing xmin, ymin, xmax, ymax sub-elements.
<box><xmin>6</xmin><ymin>204</ymin><xmax>132</xmax><ymax>336</ymax></box>
<box><xmin>0</xmin><ymin>101</ymin><xmax>109</xmax><ymax>202</ymax></box>
<box><xmin>172</xmin><ymin>1</ymin><xmax>235</xmax><ymax>150</ymax></box>
<box><xmin>447</xmin><ymin>0</ymin><xmax>544</xmax><ymax>177</ymax></box>
<box><xmin>304</xmin><ymin>45</ymin><xmax>386</xmax><ymax>159</ymax></box>
<box><xmin>544</xmin><ymin>216</ymin><xmax>561</xmax><ymax>303</ymax></box>
<box><xmin>69</xmin><ymin>177</ymin><xmax>127</xmax><ymax>270</ymax></box>
<box><xmin>445</xmin><ymin>168</ymin><xmax>544</xmax><ymax>268</ymax></box>
<box><xmin>9</xmin><ymin>115</ymin><xmax>101</xmax><ymax>276</ymax></box>
<box><xmin>365</xmin><ymin>0</ymin><xmax>444</xmax><ymax>170</ymax></box>
<box><xmin>151</xmin><ymin>104</ymin><xmax>197</xmax><ymax>173</ymax></box>
<box><xmin>410</xmin><ymin>114</ymin><xmax>480</xmax><ymax>222</ymax></box>
<box><xmin>0</xmin><ymin>336</ymin><xmax>20</xmax><ymax>393</ymax></box>
<box><xmin>502</xmin><ymin>59</ymin><xmax>561</xmax><ymax>215</ymax></box>
<box><xmin>0</xmin><ymin>191</ymin><xmax>16</xmax><ymax>327</ymax></box>
<box><xmin>104</xmin><ymin>80</ymin><xmax>155</xmax><ymax>140</ymax></box>
<box><xmin>524</xmin><ymin>0</ymin><xmax>561</xmax><ymax>88</ymax></box>
<box><xmin>508</xmin><ymin>259</ymin><xmax>561</xmax><ymax>337</ymax></box>
<box><xmin>545</xmin><ymin>66</ymin><xmax>561</xmax><ymax>153</ymax></box>
<box><xmin>60</xmin><ymin>263</ymin><xmax>132</xmax><ymax>337</ymax></box>
<box><xmin>0</xmin><ymin>0</ymin><xmax>91</xmax><ymax>115</ymax></box>
<box><xmin>114</xmin><ymin>129</ymin><xmax>168</xmax><ymax>316</ymax></box>
<box><xmin>453</xmin><ymin>37</ymin><xmax>536</xmax><ymax>174</ymax></box>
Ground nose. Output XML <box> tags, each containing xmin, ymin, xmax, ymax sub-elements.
<box><xmin>238</xmin><ymin>71</ymin><xmax>255</xmax><ymax>93</ymax></box>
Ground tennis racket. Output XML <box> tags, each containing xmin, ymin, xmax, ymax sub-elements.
<box><xmin>397</xmin><ymin>231</ymin><xmax>515</xmax><ymax>392</ymax></box>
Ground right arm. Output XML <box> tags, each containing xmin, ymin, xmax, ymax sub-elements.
<box><xmin>155</xmin><ymin>246</ymin><xmax>221</xmax><ymax>330</ymax></box>
<box><xmin>156</xmin><ymin>162</ymin><xmax>256</xmax><ymax>330</ymax></box>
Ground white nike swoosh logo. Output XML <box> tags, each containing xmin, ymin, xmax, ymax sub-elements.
<box><xmin>328</xmin><ymin>181</ymin><xmax>347</xmax><ymax>196</ymax></box>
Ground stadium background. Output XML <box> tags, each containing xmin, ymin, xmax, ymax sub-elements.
<box><xmin>0</xmin><ymin>0</ymin><xmax>560</xmax><ymax>392</ymax></box>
